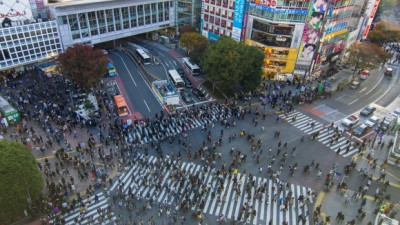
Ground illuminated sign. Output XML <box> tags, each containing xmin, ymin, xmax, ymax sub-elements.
<box><xmin>370</xmin><ymin>0</ymin><xmax>380</xmax><ymax>18</ymax></box>
<box><xmin>276</xmin><ymin>35</ymin><xmax>287</xmax><ymax>41</ymax></box>
<box><xmin>253</xmin><ymin>0</ymin><xmax>276</xmax><ymax>8</ymax></box>
<box><xmin>249</xmin><ymin>3</ymin><xmax>308</xmax><ymax>14</ymax></box>
<box><xmin>232</xmin><ymin>0</ymin><xmax>246</xmax><ymax>41</ymax></box>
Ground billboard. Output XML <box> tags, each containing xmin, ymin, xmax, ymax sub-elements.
<box><xmin>0</xmin><ymin>0</ymin><xmax>33</xmax><ymax>23</ymax></box>
<box><xmin>232</xmin><ymin>0</ymin><xmax>246</xmax><ymax>41</ymax></box>
<box><xmin>296</xmin><ymin>0</ymin><xmax>327</xmax><ymax>66</ymax></box>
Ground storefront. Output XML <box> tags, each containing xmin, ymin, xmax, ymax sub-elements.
<box><xmin>36</xmin><ymin>60</ymin><xmax>59</xmax><ymax>77</ymax></box>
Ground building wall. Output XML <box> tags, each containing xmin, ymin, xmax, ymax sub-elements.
<box><xmin>0</xmin><ymin>20</ymin><xmax>62</xmax><ymax>71</ymax></box>
<box><xmin>244</xmin><ymin>0</ymin><xmax>308</xmax><ymax>79</ymax></box>
<box><xmin>200</xmin><ymin>0</ymin><xmax>237</xmax><ymax>40</ymax></box>
<box><xmin>49</xmin><ymin>0</ymin><xmax>175</xmax><ymax>49</ymax></box>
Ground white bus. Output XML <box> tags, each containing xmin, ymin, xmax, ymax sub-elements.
<box><xmin>136</xmin><ymin>48</ymin><xmax>151</xmax><ymax>65</ymax></box>
<box><xmin>168</xmin><ymin>70</ymin><xmax>185</xmax><ymax>91</ymax></box>
<box><xmin>182</xmin><ymin>57</ymin><xmax>200</xmax><ymax>75</ymax></box>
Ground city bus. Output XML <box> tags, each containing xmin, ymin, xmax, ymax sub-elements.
<box><xmin>182</xmin><ymin>57</ymin><xmax>200</xmax><ymax>75</ymax></box>
<box><xmin>135</xmin><ymin>48</ymin><xmax>151</xmax><ymax>65</ymax></box>
<box><xmin>113</xmin><ymin>95</ymin><xmax>129</xmax><ymax>117</ymax></box>
<box><xmin>108</xmin><ymin>62</ymin><xmax>117</xmax><ymax>77</ymax></box>
<box><xmin>0</xmin><ymin>95</ymin><xmax>20</xmax><ymax>125</ymax></box>
<box><xmin>168</xmin><ymin>70</ymin><xmax>185</xmax><ymax>91</ymax></box>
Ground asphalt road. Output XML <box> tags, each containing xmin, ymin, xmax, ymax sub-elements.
<box><xmin>109</xmin><ymin>49</ymin><xmax>163</xmax><ymax>118</ymax></box>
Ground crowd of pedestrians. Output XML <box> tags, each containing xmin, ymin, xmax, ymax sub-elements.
<box><xmin>1</xmin><ymin>67</ymin><xmax>395</xmax><ymax>225</ymax></box>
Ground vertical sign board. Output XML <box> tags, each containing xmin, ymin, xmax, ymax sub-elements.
<box><xmin>232</xmin><ymin>0</ymin><xmax>246</xmax><ymax>41</ymax></box>
<box><xmin>295</xmin><ymin>0</ymin><xmax>328</xmax><ymax>67</ymax></box>
<box><xmin>362</xmin><ymin>0</ymin><xmax>380</xmax><ymax>39</ymax></box>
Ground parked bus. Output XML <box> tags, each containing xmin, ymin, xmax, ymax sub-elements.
<box><xmin>0</xmin><ymin>95</ymin><xmax>20</xmax><ymax>125</ymax></box>
<box><xmin>168</xmin><ymin>70</ymin><xmax>185</xmax><ymax>91</ymax></box>
<box><xmin>182</xmin><ymin>57</ymin><xmax>200</xmax><ymax>75</ymax></box>
<box><xmin>136</xmin><ymin>48</ymin><xmax>151</xmax><ymax>65</ymax></box>
<box><xmin>113</xmin><ymin>95</ymin><xmax>129</xmax><ymax>117</ymax></box>
<box><xmin>108</xmin><ymin>62</ymin><xmax>117</xmax><ymax>77</ymax></box>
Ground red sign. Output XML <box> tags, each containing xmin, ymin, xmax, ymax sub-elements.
<box><xmin>254</xmin><ymin>0</ymin><xmax>277</xmax><ymax>8</ymax></box>
<box><xmin>370</xmin><ymin>0</ymin><xmax>380</xmax><ymax>19</ymax></box>
<box><xmin>363</xmin><ymin>25</ymin><xmax>370</xmax><ymax>37</ymax></box>
<box><xmin>0</xmin><ymin>11</ymin><xmax>27</xmax><ymax>18</ymax></box>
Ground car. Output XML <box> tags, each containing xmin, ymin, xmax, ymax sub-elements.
<box><xmin>353</xmin><ymin>124</ymin><xmax>368</xmax><ymax>136</ymax></box>
<box><xmin>192</xmin><ymin>88</ymin><xmax>206</xmax><ymax>100</ymax></box>
<box><xmin>360</xmin><ymin>106</ymin><xmax>376</xmax><ymax>116</ymax></box>
<box><xmin>364</xmin><ymin>115</ymin><xmax>380</xmax><ymax>127</ymax></box>
<box><xmin>342</xmin><ymin>115</ymin><xmax>359</xmax><ymax>127</ymax></box>
<box><xmin>180</xmin><ymin>90</ymin><xmax>194</xmax><ymax>103</ymax></box>
<box><xmin>177</xmin><ymin>68</ymin><xmax>185</xmax><ymax>76</ymax></box>
<box><xmin>392</xmin><ymin>108</ymin><xmax>400</xmax><ymax>117</ymax></box>
<box><xmin>182</xmin><ymin>77</ymin><xmax>192</xmax><ymax>88</ymax></box>
<box><xmin>350</xmin><ymin>81</ymin><xmax>360</xmax><ymax>89</ymax></box>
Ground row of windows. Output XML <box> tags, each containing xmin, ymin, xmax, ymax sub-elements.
<box><xmin>331</xmin><ymin>8</ymin><xmax>353</xmax><ymax>21</ymax></box>
<box><xmin>203</xmin><ymin>23</ymin><xmax>232</xmax><ymax>37</ymax></box>
<box><xmin>204</xmin><ymin>0</ymin><xmax>234</xmax><ymax>9</ymax></box>
<box><xmin>249</xmin><ymin>8</ymin><xmax>307</xmax><ymax>22</ymax></box>
<box><xmin>0</xmin><ymin>21</ymin><xmax>58</xmax><ymax>36</ymax></box>
<box><xmin>59</xmin><ymin>2</ymin><xmax>171</xmax><ymax>40</ymax></box>
<box><xmin>1</xmin><ymin>49</ymin><xmax>62</xmax><ymax>69</ymax></box>
<box><xmin>1</xmin><ymin>39</ymin><xmax>61</xmax><ymax>54</ymax></box>
<box><xmin>204</xmin><ymin>6</ymin><xmax>234</xmax><ymax>19</ymax></box>
<box><xmin>253</xmin><ymin>20</ymin><xmax>294</xmax><ymax>36</ymax></box>
<box><xmin>203</xmin><ymin>16</ymin><xmax>233</xmax><ymax>29</ymax></box>
<box><xmin>332</xmin><ymin>0</ymin><xmax>354</xmax><ymax>8</ymax></box>
<box><xmin>0</xmin><ymin>28</ymin><xmax>58</xmax><ymax>43</ymax></box>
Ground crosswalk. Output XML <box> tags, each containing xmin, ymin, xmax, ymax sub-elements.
<box><xmin>123</xmin><ymin>105</ymin><xmax>232</xmax><ymax>144</ymax></box>
<box><xmin>279</xmin><ymin>110</ymin><xmax>358</xmax><ymax>157</ymax></box>
<box><xmin>55</xmin><ymin>155</ymin><xmax>314</xmax><ymax>225</ymax></box>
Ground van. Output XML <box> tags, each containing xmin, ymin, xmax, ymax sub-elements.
<box><xmin>382</xmin><ymin>114</ymin><xmax>397</xmax><ymax>131</ymax></box>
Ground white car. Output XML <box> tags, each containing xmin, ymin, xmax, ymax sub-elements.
<box><xmin>342</xmin><ymin>115</ymin><xmax>359</xmax><ymax>127</ymax></box>
<box><xmin>365</xmin><ymin>116</ymin><xmax>380</xmax><ymax>127</ymax></box>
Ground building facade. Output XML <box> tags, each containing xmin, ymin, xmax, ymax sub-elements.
<box><xmin>311</xmin><ymin>0</ymin><xmax>355</xmax><ymax>77</ymax></box>
<box><xmin>0</xmin><ymin>0</ymin><xmax>62</xmax><ymax>71</ymax></box>
<box><xmin>48</xmin><ymin>0</ymin><xmax>176</xmax><ymax>49</ymax></box>
<box><xmin>177</xmin><ymin>0</ymin><xmax>202</xmax><ymax>27</ymax></box>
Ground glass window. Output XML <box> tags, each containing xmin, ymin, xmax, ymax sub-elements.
<box><xmin>114</xmin><ymin>8</ymin><xmax>121</xmax><ymax>31</ymax></box>
<box><xmin>105</xmin><ymin>9</ymin><xmax>114</xmax><ymax>32</ymax></box>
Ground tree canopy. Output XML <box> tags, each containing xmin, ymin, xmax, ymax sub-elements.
<box><xmin>179</xmin><ymin>32</ymin><xmax>209</xmax><ymax>57</ymax></box>
<box><xmin>201</xmin><ymin>36</ymin><xmax>264</xmax><ymax>94</ymax></box>
<box><xmin>0</xmin><ymin>140</ymin><xmax>43</xmax><ymax>222</ymax></box>
<box><xmin>368</xmin><ymin>20</ymin><xmax>400</xmax><ymax>46</ymax></box>
<box><xmin>345</xmin><ymin>42</ymin><xmax>391</xmax><ymax>73</ymax></box>
<box><xmin>57</xmin><ymin>44</ymin><xmax>108</xmax><ymax>89</ymax></box>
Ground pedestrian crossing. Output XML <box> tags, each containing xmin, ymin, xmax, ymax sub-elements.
<box><xmin>279</xmin><ymin>110</ymin><xmax>358</xmax><ymax>157</ymax></box>
<box><xmin>54</xmin><ymin>155</ymin><xmax>314</xmax><ymax>225</ymax></box>
<box><xmin>123</xmin><ymin>105</ymin><xmax>232</xmax><ymax>144</ymax></box>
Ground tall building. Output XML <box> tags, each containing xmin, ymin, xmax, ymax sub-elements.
<box><xmin>311</xmin><ymin>0</ymin><xmax>355</xmax><ymax>78</ymax></box>
<box><xmin>246</xmin><ymin>0</ymin><xmax>309</xmax><ymax>80</ymax></box>
<box><xmin>200</xmin><ymin>0</ymin><xmax>239</xmax><ymax>41</ymax></box>
<box><xmin>0</xmin><ymin>0</ymin><xmax>62</xmax><ymax>71</ymax></box>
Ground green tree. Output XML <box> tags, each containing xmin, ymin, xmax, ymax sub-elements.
<box><xmin>368</xmin><ymin>20</ymin><xmax>400</xmax><ymax>46</ymax></box>
<box><xmin>179</xmin><ymin>32</ymin><xmax>209</xmax><ymax>56</ymax></box>
<box><xmin>201</xmin><ymin>36</ymin><xmax>264</xmax><ymax>94</ymax></box>
<box><xmin>179</xmin><ymin>24</ymin><xmax>197</xmax><ymax>35</ymax></box>
<box><xmin>0</xmin><ymin>140</ymin><xmax>43</xmax><ymax>222</ymax></box>
<box><xmin>57</xmin><ymin>44</ymin><xmax>108</xmax><ymax>89</ymax></box>
<box><xmin>345</xmin><ymin>42</ymin><xmax>391</xmax><ymax>78</ymax></box>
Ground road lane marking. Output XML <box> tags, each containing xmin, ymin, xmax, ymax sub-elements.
<box><xmin>358</xmin><ymin>87</ymin><xmax>367</xmax><ymax>93</ymax></box>
<box><xmin>143</xmin><ymin>99</ymin><xmax>151</xmax><ymax>112</ymax></box>
<box><xmin>173</xmin><ymin>60</ymin><xmax>177</xmax><ymax>66</ymax></box>
<box><xmin>112</xmin><ymin>51</ymin><xmax>137</xmax><ymax>86</ymax></box>
<box><xmin>348</xmin><ymin>98</ymin><xmax>358</xmax><ymax>105</ymax></box>
<box><xmin>365</xmin><ymin>73</ymin><xmax>384</xmax><ymax>95</ymax></box>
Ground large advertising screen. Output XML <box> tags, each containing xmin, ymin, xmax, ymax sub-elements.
<box><xmin>0</xmin><ymin>0</ymin><xmax>33</xmax><ymax>23</ymax></box>
<box><xmin>296</xmin><ymin>0</ymin><xmax>328</xmax><ymax>66</ymax></box>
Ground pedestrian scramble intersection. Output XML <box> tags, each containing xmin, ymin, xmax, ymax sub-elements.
<box><xmin>56</xmin><ymin>154</ymin><xmax>314</xmax><ymax>225</ymax></box>
<box><xmin>279</xmin><ymin>110</ymin><xmax>358</xmax><ymax>158</ymax></box>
